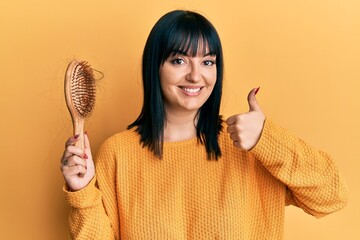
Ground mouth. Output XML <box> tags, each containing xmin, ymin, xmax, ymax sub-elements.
<box><xmin>178</xmin><ymin>86</ymin><xmax>204</xmax><ymax>95</ymax></box>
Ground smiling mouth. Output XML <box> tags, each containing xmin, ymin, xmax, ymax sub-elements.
<box><xmin>179</xmin><ymin>86</ymin><xmax>203</xmax><ymax>93</ymax></box>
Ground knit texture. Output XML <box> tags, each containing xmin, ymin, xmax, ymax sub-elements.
<box><xmin>64</xmin><ymin>119</ymin><xmax>347</xmax><ymax>239</ymax></box>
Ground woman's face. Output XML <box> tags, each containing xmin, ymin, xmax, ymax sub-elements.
<box><xmin>159</xmin><ymin>48</ymin><xmax>217</xmax><ymax>115</ymax></box>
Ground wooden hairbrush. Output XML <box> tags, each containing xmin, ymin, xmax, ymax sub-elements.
<box><xmin>64</xmin><ymin>60</ymin><xmax>96</xmax><ymax>149</ymax></box>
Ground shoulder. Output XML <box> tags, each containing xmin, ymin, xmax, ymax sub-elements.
<box><xmin>108</xmin><ymin>128</ymin><xmax>139</xmax><ymax>143</ymax></box>
<box><xmin>97</xmin><ymin>128</ymin><xmax>141</xmax><ymax>155</ymax></box>
<box><xmin>95</xmin><ymin>128</ymin><xmax>142</xmax><ymax>168</ymax></box>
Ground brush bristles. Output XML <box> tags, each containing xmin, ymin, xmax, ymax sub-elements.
<box><xmin>71</xmin><ymin>61</ymin><xmax>96</xmax><ymax>118</ymax></box>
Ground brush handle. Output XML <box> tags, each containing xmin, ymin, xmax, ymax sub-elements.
<box><xmin>73</xmin><ymin>117</ymin><xmax>85</xmax><ymax>149</ymax></box>
<box><xmin>73</xmin><ymin>117</ymin><xmax>86</xmax><ymax>178</ymax></box>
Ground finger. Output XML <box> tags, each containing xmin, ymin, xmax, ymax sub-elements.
<box><xmin>62</xmin><ymin>145</ymin><xmax>85</xmax><ymax>160</ymax></box>
<box><xmin>84</xmin><ymin>132</ymin><xmax>91</xmax><ymax>151</ymax></box>
<box><xmin>64</xmin><ymin>155</ymin><xmax>87</xmax><ymax>168</ymax></box>
<box><xmin>63</xmin><ymin>164</ymin><xmax>87</xmax><ymax>177</ymax></box>
<box><xmin>229</xmin><ymin>132</ymin><xmax>238</xmax><ymax>142</ymax></box>
<box><xmin>225</xmin><ymin>115</ymin><xmax>237</xmax><ymax>125</ymax></box>
<box><xmin>226</xmin><ymin>124</ymin><xmax>238</xmax><ymax>134</ymax></box>
<box><xmin>247</xmin><ymin>87</ymin><xmax>261</xmax><ymax>112</ymax></box>
<box><xmin>65</xmin><ymin>134</ymin><xmax>80</xmax><ymax>147</ymax></box>
<box><xmin>232</xmin><ymin>141</ymin><xmax>241</xmax><ymax>149</ymax></box>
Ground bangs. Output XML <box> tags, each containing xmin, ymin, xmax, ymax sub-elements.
<box><xmin>166</xmin><ymin>33</ymin><xmax>212</xmax><ymax>57</ymax></box>
<box><xmin>160</xmin><ymin>13</ymin><xmax>221</xmax><ymax>62</ymax></box>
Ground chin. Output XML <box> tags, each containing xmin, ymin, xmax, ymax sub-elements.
<box><xmin>180</xmin><ymin>101</ymin><xmax>206</xmax><ymax>112</ymax></box>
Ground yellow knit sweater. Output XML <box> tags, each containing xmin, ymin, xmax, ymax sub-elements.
<box><xmin>64</xmin><ymin>120</ymin><xmax>347</xmax><ymax>239</ymax></box>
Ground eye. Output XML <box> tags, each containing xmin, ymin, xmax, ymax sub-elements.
<box><xmin>171</xmin><ymin>58</ymin><xmax>186</xmax><ymax>65</ymax></box>
<box><xmin>203</xmin><ymin>60</ymin><xmax>215</xmax><ymax>66</ymax></box>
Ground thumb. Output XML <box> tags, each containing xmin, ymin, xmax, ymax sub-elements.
<box><xmin>83</xmin><ymin>132</ymin><xmax>92</xmax><ymax>152</ymax></box>
<box><xmin>247</xmin><ymin>87</ymin><xmax>261</xmax><ymax>111</ymax></box>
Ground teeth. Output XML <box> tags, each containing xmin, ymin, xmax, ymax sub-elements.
<box><xmin>182</xmin><ymin>87</ymin><xmax>201</xmax><ymax>93</ymax></box>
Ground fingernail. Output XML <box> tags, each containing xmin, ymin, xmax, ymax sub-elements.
<box><xmin>84</xmin><ymin>153</ymin><xmax>88</xmax><ymax>160</ymax></box>
<box><xmin>84</xmin><ymin>131</ymin><xmax>88</xmax><ymax>136</ymax></box>
<box><xmin>255</xmin><ymin>87</ymin><xmax>260</xmax><ymax>95</ymax></box>
<box><xmin>74</xmin><ymin>134</ymin><xmax>80</xmax><ymax>139</ymax></box>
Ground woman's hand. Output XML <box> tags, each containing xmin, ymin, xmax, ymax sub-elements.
<box><xmin>60</xmin><ymin>133</ymin><xmax>95</xmax><ymax>191</ymax></box>
<box><xmin>226</xmin><ymin>88</ymin><xmax>265</xmax><ymax>151</ymax></box>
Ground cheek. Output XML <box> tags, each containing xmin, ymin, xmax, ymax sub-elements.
<box><xmin>205</xmin><ymin>70</ymin><xmax>217</xmax><ymax>87</ymax></box>
<box><xmin>159</xmin><ymin>76</ymin><xmax>177</xmax><ymax>103</ymax></box>
<box><xmin>205</xmin><ymin>72</ymin><xmax>217</xmax><ymax>99</ymax></box>
<box><xmin>160</xmin><ymin>68</ymin><xmax>181</xmax><ymax>87</ymax></box>
<box><xmin>205</xmin><ymin>67</ymin><xmax>217</xmax><ymax>81</ymax></box>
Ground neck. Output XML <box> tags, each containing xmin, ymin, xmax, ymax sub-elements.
<box><xmin>163</xmin><ymin>107</ymin><xmax>198</xmax><ymax>142</ymax></box>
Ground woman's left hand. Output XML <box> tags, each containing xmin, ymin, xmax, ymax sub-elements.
<box><xmin>226</xmin><ymin>88</ymin><xmax>266</xmax><ymax>151</ymax></box>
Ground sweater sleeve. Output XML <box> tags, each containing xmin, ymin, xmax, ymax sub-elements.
<box><xmin>250</xmin><ymin>119</ymin><xmax>348</xmax><ymax>218</ymax></box>
<box><xmin>63</xmin><ymin>138</ymin><xmax>120</xmax><ymax>239</ymax></box>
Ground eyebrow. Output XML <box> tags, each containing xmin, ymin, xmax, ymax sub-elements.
<box><xmin>171</xmin><ymin>50</ymin><xmax>216</xmax><ymax>57</ymax></box>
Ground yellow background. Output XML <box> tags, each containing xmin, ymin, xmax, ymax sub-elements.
<box><xmin>0</xmin><ymin>0</ymin><xmax>359</xmax><ymax>239</ymax></box>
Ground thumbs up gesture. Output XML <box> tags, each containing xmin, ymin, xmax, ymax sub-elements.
<box><xmin>226</xmin><ymin>87</ymin><xmax>266</xmax><ymax>150</ymax></box>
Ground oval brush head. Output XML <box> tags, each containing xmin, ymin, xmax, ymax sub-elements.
<box><xmin>64</xmin><ymin>60</ymin><xmax>96</xmax><ymax>148</ymax></box>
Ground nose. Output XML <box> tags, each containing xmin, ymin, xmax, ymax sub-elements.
<box><xmin>186</xmin><ymin>63</ymin><xmax>201</xmax><ymax>82</ymax></box>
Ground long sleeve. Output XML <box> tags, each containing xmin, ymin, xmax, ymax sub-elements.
<box><xmin>63</xmin><ymin>138</ymin><xmax>120</xmax><ymax>240</ymax></box>
<box><xmin>250</xmin><ymin>119</ymin><xmax>348</xmax><ymax>218</ymax></box>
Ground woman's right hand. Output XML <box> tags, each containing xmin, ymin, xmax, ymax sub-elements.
<box><xmin>60</xmin><ymin>133</ymin><xmax>95</xmax><ymax>191</ymax></box>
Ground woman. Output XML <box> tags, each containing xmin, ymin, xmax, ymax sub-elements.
<box><xmin>61</xmin><ymin>10</ymin><xmax>347</xmax><ymax>239</ymax></box>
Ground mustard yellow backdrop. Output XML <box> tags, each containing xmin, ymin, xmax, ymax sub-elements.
<box><xmin>0</xmin><ymin>0</ymin><xmax>359</xmax><ymax>239</ymax></box>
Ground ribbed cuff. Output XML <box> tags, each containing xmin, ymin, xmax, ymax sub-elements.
<box><xmin>249</xmin><ymin>119</ymin><xmax>290</xmax><ymax>167</ymax></box>
<box><xmin>63</xmin><ymin>177</ymin><xmax>101</xmax><ymax>208</ymax></box>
